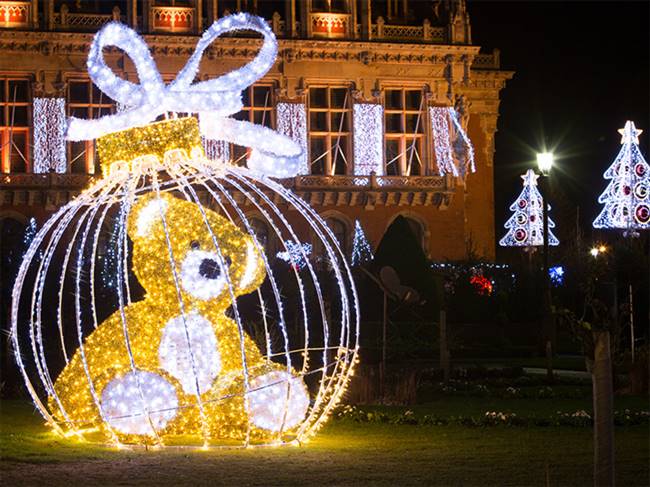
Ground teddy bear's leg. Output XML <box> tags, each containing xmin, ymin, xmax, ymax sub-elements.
<box><xmin>246</xmin><ymin>370</ymin><xmax>310</xmax><ymax>432</ymax></box>
<box><xmin>158</xmin><ymin>311</ymin><xmax>222</xmax><ymax>396</ymax></box>
<box><xmin>100</xmin><ymin>370</ymin><xmax>178</xmax><ymax>436</ymax></box>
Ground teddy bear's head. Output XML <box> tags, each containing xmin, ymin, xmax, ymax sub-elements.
<box><xmin>127</xmin><ymin>192</ymin><xmax>266</xmax><ymax>309</ymax></box>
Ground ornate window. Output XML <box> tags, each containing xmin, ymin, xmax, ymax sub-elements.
<box><xmin>312</xmin><ymin>0</ymin><xmax>348</xmax><ymax>12</ymax></box>
<box><xmin>308</xmin><ymin>86</ymin><xmax>351</xmax><ymax>176</ymax></box>
<box><xmin>328</xmin><ymin>217</ymin><xmax>348</xmax><ymax>252</ymax></box>
<box><xmin>311</xmin><ymin>215</ymin><xmax>349</xmax><ymax>268</ymax></box>
<box><xmin>231</xmin><ymin>84</ymin><xmax>274</xmax><ymax>166</ymax></box>
<box><xmin>384</xmin><ymin>88</ymin><xmax>426</xmax><ymax>176</ymax></box>
<box><xmin>66</xmin><ymin>79</ymin><xmax>114</xmax><ymax>174</ymax></box>
<box><xmin>0</xmin><ymin>77</ymin><xmax>31</xmax><ymax>173</ymax></box>
<box><xmin>248</xmin><ymin>216</ymin><xmax>273</xmax><ymax>255</ymax></box>
<box><xmin>402</xmin><ymin>216</ymin><xmax>425</xmax><ymax>251</ymax></box>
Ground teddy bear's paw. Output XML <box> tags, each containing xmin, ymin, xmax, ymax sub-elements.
<box><xmin>247</xmin><ymin>371</ymin><xmax>310</xmax><ymax>432</ymax></box>
<box><xmin>158</xmin><ymin>311</ymin><xmax>221</xmax><ymax>395</ymax></box>
<box><xmin>100</xmin><ymin>370</ymin><xmax>178</xmax><ymax>435</ymax></box>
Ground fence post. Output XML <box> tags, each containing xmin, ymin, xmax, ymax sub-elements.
<box><xmin>423</xmin><ymin>18</ymin><xmax>431</xmax><ymax>41</ymax></box>
<box><xmin>60</xmin><ymin>3</ymin><xmax>68</xmax><ymax>29</ymax></box>
<box><xmin>376</xmin><ymin>16</ymin><xmax>384</xmax><ymax>38</ymax></box>
<box><xmin>439</xmin><ymin>310</ymin><xmax>450</xmax><ymax>383</ymax></box>
<box><xmin>272</xmin><ymin>11</ymin><xmax>281</xmax><ymax>35</ymax></box>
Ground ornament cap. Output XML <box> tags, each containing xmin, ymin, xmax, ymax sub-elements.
<box><xmin>96</xmin><ymin>117</ymin><xmax>204</xmax><ymax>175</ymax></box>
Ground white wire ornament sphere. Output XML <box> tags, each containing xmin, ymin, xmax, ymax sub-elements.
<box><xmin>11</xmin><ymin>116</ymin><xmax>359</xmax><ymax>448</ymax></box>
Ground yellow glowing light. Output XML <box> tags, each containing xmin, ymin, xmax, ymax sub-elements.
<box><xmin>15</xmin><ymin>117</ymin><xmax>359</xmax><ymax>448</ymax></box>
<box><xmin>96</xmin><ymin>117</ymin><xmax>203</xmax><ymax>176</ymax></box>
<box><xmin>50</xmin><ymin>119</ymin><xmax>311</xmax><ymax>445</ymax></box>
<box><xmin>50</xmin><ymin>187</ymin><xmax>302</xmax><ymax>443</ymax></box>
<box><xmin>590</xmin><ymin>244</ymin><xmax>608</xmax><ymax>257</ymax></box>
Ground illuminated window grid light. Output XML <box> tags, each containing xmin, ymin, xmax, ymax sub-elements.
<box><xmin>352</xmin><ymin>103</ymin><xmax>383</xmax><ymax>176</ymax></box>
<box><xmin>33</xmin><ymin>98</ymin><xmax>67</xmax><ymax>174</ymax></box>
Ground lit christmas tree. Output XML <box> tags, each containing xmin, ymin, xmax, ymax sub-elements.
<box><xmin>22</xmin><ymin>218</ymin><xmax>37</xmax><ymax>250</ymax></box>
<box><xmin>593</xmin><ymin>121</ymin><xmax>649</xmax><ymax>232</ymax></box>
<box><xmin>499</xmin><ymin>169</ymin><xmax>559</xmax><ymax>247</ymax></box>
<box><xmin>351</xmin><ymin>220</ymin><xmax>373</xmax><ymax>265</ymax></box>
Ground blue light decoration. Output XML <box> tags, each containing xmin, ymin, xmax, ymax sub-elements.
<box><xmin>499</xmin><ymin>169</ymin><xmax>560</xmax><ymax>247</ymax></box>
<box><xmin>276</xmin><ymin>240</ymin><xmax>312</xmax><ymax>270</ymax></box>
<box><xmin>549</xmin><ymin>265</ymin><xmax>564</xmax><ymax>286</ymax></box>
<box><xmin>593</xmin><ymin>121</ymin><xmax>649</xmax><ymax>232</ymax></box>
<box><xmin>351</xmin><ymin>220</ymin><xmax>373</xmax><ymax>266</ymax></box>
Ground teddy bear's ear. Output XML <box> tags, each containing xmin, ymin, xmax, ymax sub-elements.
<box><xmin>128</xmin><ymin>192</ymin><xmax>171</xmax><ymax>239</ymax></box>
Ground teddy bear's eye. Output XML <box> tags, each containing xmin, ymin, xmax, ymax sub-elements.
<box><xmin>190</xmin><ymin>240</ymin><xmax>201</xmax><ymax>250</ymax></box>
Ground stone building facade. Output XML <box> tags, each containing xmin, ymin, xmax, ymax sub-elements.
<box><xmin>0</xmin><ymin>0</ymin><xmax>512</xmax><ymax>262</ymax></box>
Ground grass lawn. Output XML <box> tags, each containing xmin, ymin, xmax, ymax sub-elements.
<box><xmin>1</xmin><ymin>399</ymin><xmax>648</xmax><ymax>486</ymax></box>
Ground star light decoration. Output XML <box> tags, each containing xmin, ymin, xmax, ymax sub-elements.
<box><xmin>499</xmin><ymin>169</ymin><xmax>559</xmax><ymax>247</ymax></box>
<box><xmin>276</xmin><ymin>240</ymin><xmax>312</xmax><ymax>270</ymax></box>
<box><xmin>11</xmin><ymin>14</ymin><xmax>359</xmax><ymax>449</ymax></box>
<box><xmin>593</xmin><ymin>121</ymin><xmax>649</xmax><ymax>232</ymax></box>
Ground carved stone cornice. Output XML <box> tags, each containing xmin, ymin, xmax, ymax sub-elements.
<box><xmin>466</xmin><ymin>70</ymin><xmax>514</xmax><ymax>91</ymax></box>
<box><xmin>0</xmin><ymin>30</ymin><xmax>482</xmax><ymax>67</ymax></box>
<box><xmin>0</xmin><ymin>173</ymin><xmax>93</xmax><ymax>209</ymax></box>
<box><xmin>477</xmin><ymin>112</ymin><xmax>500</xmax><ymax>168</ymax></box>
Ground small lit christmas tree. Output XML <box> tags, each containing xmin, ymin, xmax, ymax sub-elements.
<box><xmin>351</xmin><ymin>220</ymin><xmax>373</xmax><ymax>266</ymax></box>
<box><xmin>100</xmin><ymin>218</ymin><xmax>120</xmax><ymax>289</ymax></box>
<box><xmin>22</xmin><ymin>218</ymin><xmax>37</xmax><ymax>251</ymax></box>
<box><xmin>593</xmin><ymin>121</ymin><xmax>649</xmax><ymax>232</ymax></box>
<box><xmin>499</xmin><ymin>169</ymin><xmax>559</xmax><ymax>247</ymax></box>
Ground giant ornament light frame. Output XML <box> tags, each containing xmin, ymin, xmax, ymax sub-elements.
<box><xmin>12</xmin><ymin>13</ymin><xmax>359</xmax><ymax>449</ymax></box>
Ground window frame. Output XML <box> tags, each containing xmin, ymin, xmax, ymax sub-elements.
<box><xmin>0</xmin><ymin>76</ymin><xmax>31</xmax><ymax>174</ymax></box>
<box><xmin>230</xmin><ymin>83</ymin><xmax>275</xmax><ymax>166</ymax></box>
<box><xmin>307</xmin><ymin>85</ymin><xmax>352</xmax><ymax>176</ymax></box>
<box><xmin>383</xmin><ymin>87</ymin><xmax>427</xmax><ymax>176</ymax></box>
<box><xmin>66</xmin><ymin>77</ymin><xmax>115</xmax><ymax>175</ymax></box>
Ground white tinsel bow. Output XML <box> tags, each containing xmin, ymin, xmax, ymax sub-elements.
<box><xmin>66</xmin><ymin>13</ymin><xmax>303</xmax><ymax>177</ymax></box>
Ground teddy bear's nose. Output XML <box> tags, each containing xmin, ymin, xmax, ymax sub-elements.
<box><xmin>198</xmin><ymin>259</ymin><xmax>222</xmax><ymax>280</ymax></box>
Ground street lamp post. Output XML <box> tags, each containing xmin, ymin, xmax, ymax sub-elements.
<box><xmin>537</xmin><ymin>152</ymin><xmax>554</xmax><ymax>381</ymax></box>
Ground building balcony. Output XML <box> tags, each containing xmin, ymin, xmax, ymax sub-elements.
<box><xmin>371</xmin><ymin>17</ymin><xmax>445</xmax><ymax>43</ymax></box>
<box><xmin>1</xmin><ymin>173</ymin><xmax>454</xmax><ymax>210</ymax></box>
<box><xmin>151</xmin><ymin>6</ymin><xmax>195</xmax><ymax>34</ymax></box>
<box><xmin>472</xmin><ymin>49</ymin><xmax>501</xmax><ymax>70</ymax></box>
<box><xmin>0</xmin><ymin>1</ymin><xmax>30</xmax><ymax>28</ymax></box>
<box><xmin>309</xmin><ymin>12</ymin><xmax>352</xmax><ymax>38</ymax></box>
<box><xmin>52</xmin><ymin>5</ymin><xmax>123</xmax><ymax>31</ymax></box>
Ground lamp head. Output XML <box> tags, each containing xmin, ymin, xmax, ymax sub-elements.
<box><xmin>536</xmin><ymin>152</ymin><xmax>554</xmax><ymax>176</ymax></box>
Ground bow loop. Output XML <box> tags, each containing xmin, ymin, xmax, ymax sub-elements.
<box><xmin>65</xmin><ymin>13</ymin><xmax>304</xmax><ymax>177</ymax></box>
<box><xmin>85</xmin><ymin>21</ymin><xmax>161</xmax><ymax>109</ymax></box>
<box><xmin>67</xmin><ymin>14</ymin><xmax>275</xmax><ymax>141</ymax></box>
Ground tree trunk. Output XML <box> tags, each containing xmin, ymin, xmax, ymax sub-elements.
<box><xmin>592</xmin><ymin>330</ymin><xmax>615</xmax><ymax>487</ymax></box>
<box><xmin>439</xmin><ymin>310</ymin><xmax>450</xmax><ymax>383</ymax></box>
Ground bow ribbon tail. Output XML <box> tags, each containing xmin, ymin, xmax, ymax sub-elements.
<box><xmin>199</xmin><ymin>114</ymin><xmax>303</xmax><ymax>178</ymax></box>
<box><xmin>66</xmin><ymin>105</ymin><xmax>160</xmax><ymax>141</ymax></box>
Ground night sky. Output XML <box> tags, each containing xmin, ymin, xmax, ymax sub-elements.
<box><xmin>466</xmin><ymin>1</ymin><xmax>649</xmax><ymax>243</ymax></box>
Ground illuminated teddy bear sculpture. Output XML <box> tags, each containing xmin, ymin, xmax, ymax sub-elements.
<box><xmin>52</xmin><ymin>192</ymin><xmax>309</xmax><ymax>442</ymax></box>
